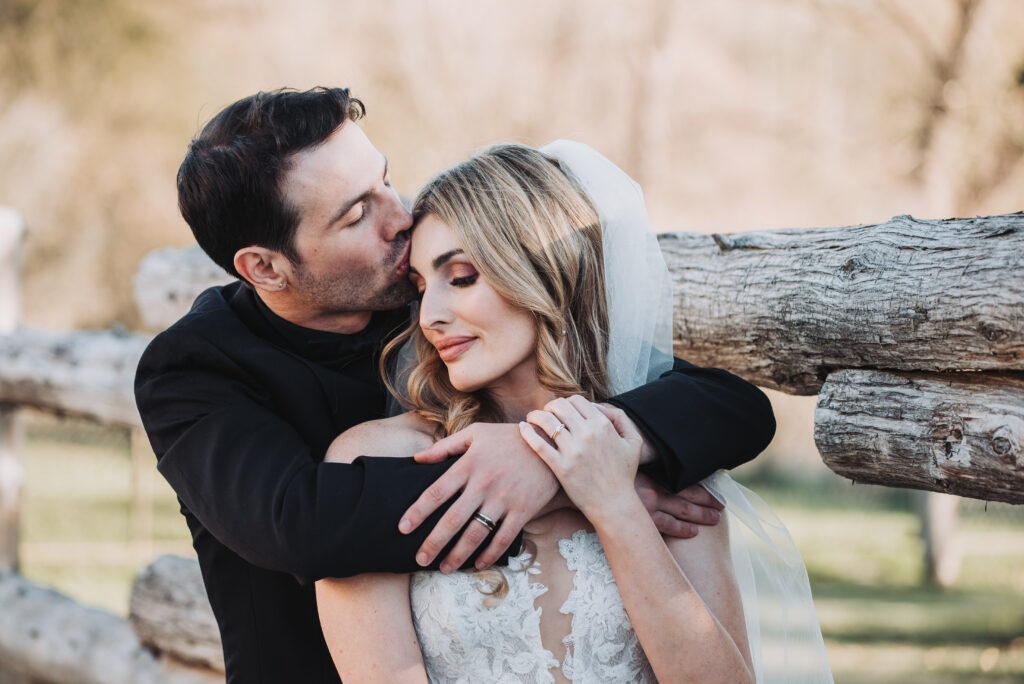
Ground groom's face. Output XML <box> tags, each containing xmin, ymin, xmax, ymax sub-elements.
<box><xmin>278</xmin><ymin>121</ymin><xmax>416</xmax><ymax>322</ymax></box>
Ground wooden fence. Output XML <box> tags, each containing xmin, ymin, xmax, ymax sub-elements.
<box><xmin>0</xmin><ymin>209</ymin><xmax>1020</xmax><ymax>681</ymax></box>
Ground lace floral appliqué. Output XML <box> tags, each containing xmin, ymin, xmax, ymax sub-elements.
<box><xmin>411</xmin><ymin>552</ymin><xmax>559</xmax><ymax>683</ymax></box>
<box><xmin>411</xmin><ymin>531</ymin><xmax>656</xmax><ymax>683</ymax></box>
<box><xmin>558</xmin><ymin>530</ymin><xmax>655</xmax><ymax>683</ymax></box>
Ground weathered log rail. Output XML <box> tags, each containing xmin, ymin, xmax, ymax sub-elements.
<box><xmin>0</xmin><ymin>209</ymin><xmax>1021</xmax><ymax>681</ymax></box>
<box><xmin>659</xmin><ymin>212</ymin><xmax>1024</xmax><ymax>503</ymax></box>
<box><xmin>816</xmin><ymin>370</ymin><xmax>1024</xmax><ymax>504</ymax></box>
<box><xmin>0</xmin><ymin>570</ymin><xmax>219</xmax><ymax>684</ymax></box>
<box><xmin>660</xmin><ymin>213</ymin><xmax>1024</xmax><ymax>394</ymax></box>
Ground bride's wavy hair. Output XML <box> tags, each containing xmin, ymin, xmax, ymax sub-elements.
<box><xmin>381</xmin><ymin>143</ymin><xmax>611</xmax><ymax>438</ymax></box>
<box><xmin>381</xmin><ymin>144</ymin><xmax>610</xmax><ymax>604</ymax></box>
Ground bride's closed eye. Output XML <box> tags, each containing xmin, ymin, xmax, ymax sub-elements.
<box><xmin>451</xmin><ymin>274</ymin><xmax>478</xmax><ymax>287</ymax></box>
<box><xmin>448</xmin><ymin>263</ymin><xmax>479</xmax><ymax>288</ymax></box>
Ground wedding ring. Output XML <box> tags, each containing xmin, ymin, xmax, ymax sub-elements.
<box><xmin>550</xmin><ymin>422</ymin><xmax>566</xmax><ymax>440</ymax></box>
<box><xmin>471</xmin><ymin>512</ymin><xmax>497</xmax><ymax>533</ymax></box>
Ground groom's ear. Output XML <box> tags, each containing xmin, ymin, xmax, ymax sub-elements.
<box><xmin>234</xmin><ymin>246</ymin><xmax>291</xmax><ymax>292</ymax></box>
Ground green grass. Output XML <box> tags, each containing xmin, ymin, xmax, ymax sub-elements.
<box><xmin>735</xmin><ymin>475</ymin><xmax>1024</xmax><ymax>683</ymax></box>
<box><xmin>14</xmin><ymin>417</ymin><xmax>1024</xmax><ymax>682</ymax></box>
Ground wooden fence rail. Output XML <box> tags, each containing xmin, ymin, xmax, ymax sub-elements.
<box><xmin>0</xmin><ymin>209</ymin><xmax>1020</xmax><ymax>681</ymax></box>
<box><xmin>659</xmin><ymin>212</ymin><xmax>1024</xmax><ymax>502</ymax></box>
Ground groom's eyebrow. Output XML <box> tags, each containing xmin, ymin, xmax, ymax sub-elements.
<box><xmin>432</xmin><ymin>249</ymin><xmax>464</xmax><ymax>271</ymax></box>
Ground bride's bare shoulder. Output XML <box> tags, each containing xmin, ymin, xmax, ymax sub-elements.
<box><xmin>325</xmin><ymin>412</ymin><xmax>435</xmax><ymax>463</ymax></box>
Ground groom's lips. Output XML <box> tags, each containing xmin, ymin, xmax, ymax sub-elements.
<box><xmin>434</xmin><ymin>336</ymin><xmax>476</xmax><ymax>362</ymax></box>
<box><xmin>395</xmin><ymin>241</ymin><xmax>411</xmax><ymax>275</ymax></box>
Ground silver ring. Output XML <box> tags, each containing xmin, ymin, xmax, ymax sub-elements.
<box><xmin>471</xmin><ymin>512</ymin><xmax>497</xmax><ymax>533</ymax></box>
<box><xmin>550</xmin><ymin>422</ymin><xmax>566</xmax><ymax>440</ymax></box>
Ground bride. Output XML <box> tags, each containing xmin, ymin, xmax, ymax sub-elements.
<box><xmin>315</xmin><ymin>141</ymin><xmax>832</xmax><ymax>682</ymax></box>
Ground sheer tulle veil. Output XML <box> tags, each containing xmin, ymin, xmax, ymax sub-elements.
<box><xmin>541</xmin><ymin>139</ymin><xmax>834</xmax><ymax>683</ymax></box>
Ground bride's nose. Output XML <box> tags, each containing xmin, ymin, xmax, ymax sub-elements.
<box><xmin>418</xmin><ymin>286</ymin><xmax>453</xmax><ymax>330</ymax></box>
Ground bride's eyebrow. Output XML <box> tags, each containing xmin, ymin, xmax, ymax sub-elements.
<box><xmin>431</xmin><ymin>248</ymin><xmax>465</xmax><ymax>270</ymax></box>
<box><xmin>408</xmin><ymin>248</ymin><xmax>466</xmax><ymax>277</ymax></box>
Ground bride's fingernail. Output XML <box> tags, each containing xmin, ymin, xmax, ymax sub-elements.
<box><xmin>416</xmin><ymin>552</ymin><xmax>429</xmax><ymax>566</ymax></box>
<box><xmin>399</xmin><ymin>519</ymin><xmax>412</xmax><ymax>533</ymax></box>
<box><xmin>518</xmin><ymin>421</ymin><xmax>528</xmax><ymax>429</ymax></box>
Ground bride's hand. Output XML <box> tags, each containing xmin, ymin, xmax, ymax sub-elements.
<box><xmin>520</xmin><ymin>395</ymin><xmax>643</xmax><ymax>523</ymax></box>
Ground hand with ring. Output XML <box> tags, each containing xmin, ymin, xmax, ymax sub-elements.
<box><xmin>519</xmin><ymin>395</ymin><xmax>644</xmax><ymax>524</ymax></box>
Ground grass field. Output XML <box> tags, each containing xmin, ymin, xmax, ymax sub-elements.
<box><xmin>15</xmin><ymin>415</ymin><xmax>1024</xmax><ymax>683</ymax></box>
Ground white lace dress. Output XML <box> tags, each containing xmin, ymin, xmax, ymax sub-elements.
<box><xmin>408</xmin><ymin>472</ymin><xmax>834</xmax><ymax>684</ymax></box>
<box><xmin>411</xmin><ymin>529</ymin><xmax>655</xmax><ymax>684</ymax></box>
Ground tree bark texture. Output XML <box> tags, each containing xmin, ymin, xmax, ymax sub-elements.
<box><xmin>659</xmin><ymin>213</ymin><xmax>1024</xmax><ymax>394</ymax></box>
<box><xmin>129</xmin><ymin>555</ymin><xmax>224</xmax><ymax>673</ymax></box>
<box><xmin>815</xmin><ymin>369</ymin><xmax>1024</xmax><ymax>504</ymax></box>
<box><xmin>0</xmin><ymin>327</ymin><xmax>148</xmax><ymax>428</ymax></box>
<box><xmin>0</xmin><ymin>571</ymin><xmax>219</xmax><ymax>684</ymax></box>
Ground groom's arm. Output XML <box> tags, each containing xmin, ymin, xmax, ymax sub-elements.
<box><xmin>606</xmin><ymin>357</ymin><xmax>776</xmax><ymax>492</ymax></box>
<box><xmin>134</xmin><ymin>331</ymin><xmax>511</xmax><ymax>582</ymax></box>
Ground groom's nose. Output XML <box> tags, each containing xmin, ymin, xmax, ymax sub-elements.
<box><xmin>382</xmin><ymin>191</ymin><xmax>413</xmax><ymax>241</ymax></box>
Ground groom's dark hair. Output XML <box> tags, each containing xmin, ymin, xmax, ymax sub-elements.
<box><xmin>177</xmin><ymin>87</ymin><xmax>365</xmax><ymax>278</ymax></box>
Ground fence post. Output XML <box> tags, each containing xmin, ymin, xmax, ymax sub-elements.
<box><xmin>917</xmin><ymin>490</ymin><xmax>962</xmax><ymax>587</ymax></box>
<box><xmin>0</xmin><ymin>207</ymin><xmax>26</xmax><ymax>573</ymax></box>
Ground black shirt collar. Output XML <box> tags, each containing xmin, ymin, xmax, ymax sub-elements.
<box><xmin>244</xmin><ymin>284</ymin><xmax>410</xmax><ymax>368</ymax></box>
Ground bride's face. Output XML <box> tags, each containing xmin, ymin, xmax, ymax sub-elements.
<box><xmin>409</xmin><ymin>213</ymin><xmax>538</xmax><ymax>395</ymax></box>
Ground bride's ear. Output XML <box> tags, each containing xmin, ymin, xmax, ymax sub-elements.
<box><xmin>234</xmin><ymin>246</ymin><xmax>291</xmax><ymax>293</ymax></box>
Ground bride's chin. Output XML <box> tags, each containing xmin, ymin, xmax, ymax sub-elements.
<box><xmin>446</xmin><ymin>368</ymin><xmax>492</xmax><ymax>394</ymax></box>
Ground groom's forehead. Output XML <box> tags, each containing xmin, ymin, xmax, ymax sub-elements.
<box><xmin>282</xmin><ymin>122</ymin><xmax>384</xmax><ymax>213</ymax></box>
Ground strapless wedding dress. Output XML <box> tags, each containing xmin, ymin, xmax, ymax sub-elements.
<box><xmin>411</xmin><ymin>529</ymin><xmax>656</xmax><ymax>683</ymax></box>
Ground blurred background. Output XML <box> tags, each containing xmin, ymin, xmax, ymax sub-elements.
<box><xmin>1</xmin><ymin>0</ymin><xmax>1022</xmax><ymax>682</ymax></box>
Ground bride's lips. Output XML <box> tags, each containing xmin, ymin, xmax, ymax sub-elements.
<box><xmin>434</xmin><ymin>336</ymin><xmax>476</xmax><ymax>363</ymax></box>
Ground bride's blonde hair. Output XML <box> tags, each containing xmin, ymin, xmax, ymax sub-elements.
<box><xmin>382</xmin><ymin>143</ymin><xmax>610</xmax><ymax>437</ymax></box>
<box><xmin>381</xmin><ymin>144</ymin><xmax>611</xmax><ymax>604</ymax></box>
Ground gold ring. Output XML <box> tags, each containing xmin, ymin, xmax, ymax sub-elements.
<box><xmin>550</xmin><ymin>422</ymin><xmax>566</xmax><ymax>440</ymax></box>
<box><xmin>472</xmin><ymin>512</ymin><xmax>497</xmax><ymax>533</ymax></box>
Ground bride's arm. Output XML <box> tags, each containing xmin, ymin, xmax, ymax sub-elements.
<box><xmin>316</xmin><ymin>574</ymin><xmax>427</xmax><ymax>683</ymax></box>
<box><xmin>521</xmin><ymin>397</ymin><xmax>754</xmax><ymax>684</ymax></box>
<box><xmin>316</xmin><ymin>419</ymin><xmax>431</xmax><ymax>682</ymax></box>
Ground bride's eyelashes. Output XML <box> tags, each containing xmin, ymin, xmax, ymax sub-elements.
<box><xmin>448</xmin><ymin>262</ymin><xmax>479</xmax><ymax>288</ymax></box>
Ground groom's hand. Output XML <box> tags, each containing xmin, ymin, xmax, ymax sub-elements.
<box><xmin>402</xmin><ymin>423</ymin><xmax>560</xmax><ymax>573</ymax></box>
<box><xmin>635</xmin><ymin>472</ymin><xmax>724</xmax><ymax>538</ymax></box>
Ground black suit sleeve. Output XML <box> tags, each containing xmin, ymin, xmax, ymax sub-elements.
<box><xmin>606</xmin><ymin>357</ymin><xmax>775</xmax><ymax>492</ymax></box>
<box><xmin>135</xmin><ymin>332</ymin><xmax>497</xmax><ymax>583</ymax></box>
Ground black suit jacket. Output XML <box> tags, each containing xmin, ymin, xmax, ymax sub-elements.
<box><xmin>134</xmin><ymin>281</ymin><xmax>774</xmax><ymax>684</ymax></box>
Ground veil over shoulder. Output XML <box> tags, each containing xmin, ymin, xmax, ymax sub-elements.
<box><xmin>541</xmin><ymin>139</ymin><xmax>834</xmax><ymax>683</ymax></box>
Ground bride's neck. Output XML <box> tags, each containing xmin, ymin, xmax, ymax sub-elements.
<box><xmin>489</xmin><ymin>382</ymin><xmax>556</xmax><ymax>423</ymax></box>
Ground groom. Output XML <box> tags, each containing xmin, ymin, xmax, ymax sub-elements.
<box><xmin>135</xmin><ymin>86</ymin><xmax>776</xmax><ymax>684</ymax></box>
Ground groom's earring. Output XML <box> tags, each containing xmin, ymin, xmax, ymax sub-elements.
<box><xmin>278</xmin><ymin>282</ymin><xmax>286</xmax><ymax>290</ymax></box>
